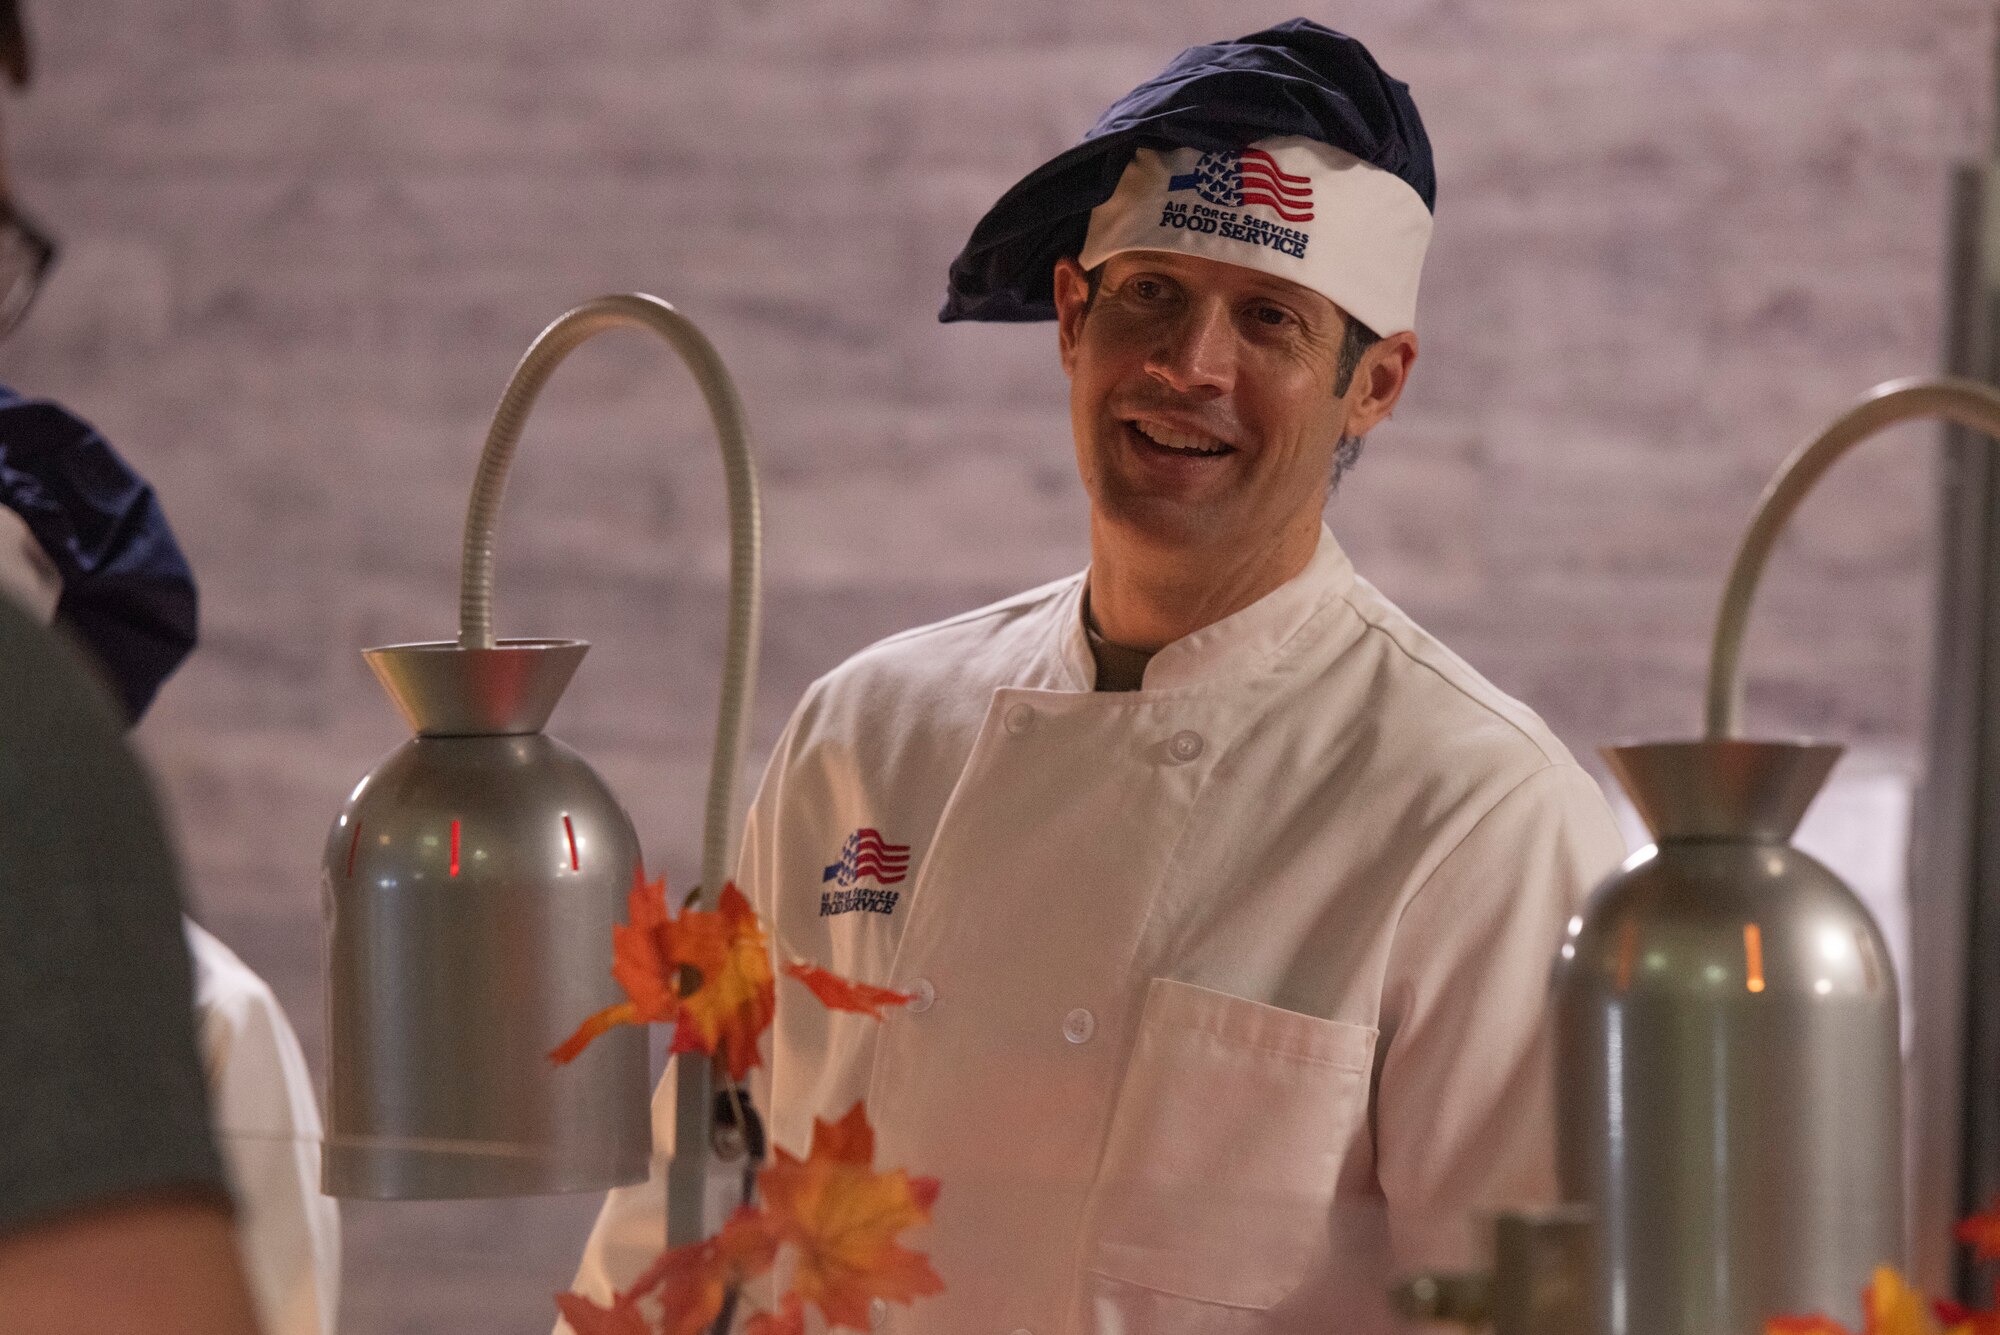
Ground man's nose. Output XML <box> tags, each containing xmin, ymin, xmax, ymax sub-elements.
<box><xmin>1145</xmin><ymin>300</ymin><xmax>1236</xmax><ymax>395</ymax></box>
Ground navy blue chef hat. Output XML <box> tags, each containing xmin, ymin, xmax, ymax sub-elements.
<box><xmin>0</xmin><ymin>387</ymin><xmax>197</xmax><ymax>724</ymax></box>
<box><xmin>940</xmin><ymin>18</ymin><xmax>1435</xmax><ymax>326</ymax></box>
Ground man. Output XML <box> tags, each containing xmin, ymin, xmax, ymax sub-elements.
<box><xmin>570</xmin><ymin>20</ymin><xmax>1624</xmax><ymax>1333</ymax></box>
<box><xmin>0</xmin><ymin>387</ymin><xmax>339</xmax><ymax>1335</ymax></box>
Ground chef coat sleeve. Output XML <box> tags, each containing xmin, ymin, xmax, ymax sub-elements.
<box><xmin>1373</xmin><ymin>761</ymin><xmax>1626</xmax><ymax>1274</ymax></box>
<box><xmin>187</xmin><ymin>921</ymin><xmax>341</xmax><ymax>1335</ymax></box>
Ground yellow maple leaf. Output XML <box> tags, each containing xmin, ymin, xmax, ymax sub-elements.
<box><xmin>1866</xmin><ymin>1267</ymin><xmax>1952</xmax><ymax>1335</ymax></box>
<box><xmin>670</xmin><ymin>882</ymin><xmax>777</xmax><ymax>1081</ymax></box>
<box><xmin>758</xmin><ymin>1102</ymin><xmax>944</xmax><ymax>1330</ymax></box>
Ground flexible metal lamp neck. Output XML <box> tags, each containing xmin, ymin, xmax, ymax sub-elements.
<box><xmin>453</xmin><ymin>293</ymin><xmax>761</xmax><ymax>1248</ymax></box>
<box><xmin>1705</xmin><ymin>376</ymin><xmax>2000</xmax><ymax>739</ymax></box>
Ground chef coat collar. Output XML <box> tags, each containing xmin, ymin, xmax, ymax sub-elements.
<box><xmin>1061</xmin><ymin>523</ymin><xmax>1356</xmax><ymax>692</ymax></box>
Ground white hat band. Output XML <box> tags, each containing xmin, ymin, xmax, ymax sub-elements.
<box><xmin>1079</xmin><ymin>135</ymin><xmax>1433</xmax><ymax>336</ymax></box>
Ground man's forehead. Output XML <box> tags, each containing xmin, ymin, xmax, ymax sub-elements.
<box><xmin>1102</xmin><ymin>249</ymin><xmax>1344</xmax><ymax>317</ymax></box>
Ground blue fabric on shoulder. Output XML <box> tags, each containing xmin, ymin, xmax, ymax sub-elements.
<box><xmin>0</xmin><ymin>387</ymin><xmax>197</xmax><ymax>724</ymax></box>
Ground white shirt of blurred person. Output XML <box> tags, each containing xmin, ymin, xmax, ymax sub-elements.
<box><xmin>0</xmin><ymin>501</ymin><xmax>340</xmax><ymax>1335</ymax></box>
<box><xmin>564</xmin><ymin>21</ymin><xmax>1625</xmax><ymax>1335</ymax></box>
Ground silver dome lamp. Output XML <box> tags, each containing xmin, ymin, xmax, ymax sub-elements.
<box><xmin>1553</xmin><ymin>377</ymin><xmax>2000</xmax><ymax>1335</ymax></box>
<box><xmin>322</xmin><ymin>295</ymin><xmax>758</xmax><ymax>1249</ymax></box>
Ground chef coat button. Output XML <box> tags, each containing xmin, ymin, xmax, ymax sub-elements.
<box><xmin>869</xmin><ymin>1297</ymin><xmax>889</xmax><ymax>1328</ymax></box>
<box><xmin>1004</xmin><ymin>703</ymin><xmax>1035</xmax><ymax>735</ymax></box>
<box><xmin>906</xmin><ymin>977</ymin><xmax>936</xmax><ymax>1014</ymax></box>
<box><xmin>1063</xmin><ymin>1008</ymin><xmax>1095</xmax><ymax>1044</ymax></box>
<box><xmin>1167</xmin><ymin>729</ymin><xmax>1205</xmax><ymax>763</ymax></box>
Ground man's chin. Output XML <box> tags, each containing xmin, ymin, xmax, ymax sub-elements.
<box><xmin>1089</xmin><ymin>491</ymin><xmax>1237</xmax><ymax>553</ymax></box>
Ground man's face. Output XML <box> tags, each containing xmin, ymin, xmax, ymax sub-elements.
<box><xmin>1054</xmin><ymin>249</ymin><xmax>1395</xmax><ymax>559</ymax></box>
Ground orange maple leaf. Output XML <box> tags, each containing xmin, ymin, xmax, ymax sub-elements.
<box><xmin>1961</xmin><ymin>1205</ymin><xmax>2000</xmax><ymax>1264</ymax></box>
<box><xmin>758</xmin><ymin>1101</ymin><xmax>944</xmax><ymax>1330</ymax></box>
<box><xmin>550</xmin><ymin>870</ymin><xmax>682</xmax><ymax>1064</ymax></box>
<box><xmin>551</xmin><ymin>876</ymin><xmax>780</xmax><ymax>1078</ymax></box>
<box><xmin>1766</xmin><ymin>1269</ymin><xmax>1962</xmax><ymax>1335</ymax></box>
<box><xmin>1937</xmin><ymin>1298</ymin><xmax>2000</xmax><ymax>1335</ymax></box>
<box><xmin>743</xmin><ymin>1294</ymin><xmax>807</xmax><ymax>1335</ymax></box>
<box><xmin>1866</xmin><ymin>1268</ymin><xmax>1954</xmax><ymax>1335</ymax></box>
<box><xmin>632</xmin><ymin>1204</ymin><xmax>779</xmax><ymax>1335</ymax></box>
<box><xmin>783</xmin><ymin>960</ymin><xmax>916</xmax><ymax>1019</ymax></box>
<box><xmin>553</xmin><ymin>1291</ymin><xmax>649</xmax><ymax>1335</ymax></box>
<box><xmin>670</xmin><ymin>883</ymin><xmax>777</xmax><ymax>1081</ymax></box>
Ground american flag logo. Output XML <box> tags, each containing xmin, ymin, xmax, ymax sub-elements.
<box><xmin>822</xmin><ymin>827</ymin><xmax>911</xmax><ymax>889</ymax></box>
<box><xmin>1168</xmin><ymin>149</ymin><xmax>1315</xmax><ymax>223</ymax></box>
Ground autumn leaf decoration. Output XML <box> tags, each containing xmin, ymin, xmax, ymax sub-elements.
<box><xmin>548</xmin><ymin>874</ymin><xmax>778</xmax><ymax>1079</ymax></box>
<box><xmin>1764</xmin><ymin>1202</ymin><xmax>2000</xmax><ymax>1335</ymax></box>
<box><xmin>781</xmin><ymin>960</ymin><xmax>916</xmax><ymax>1020</ymax></box>
<box><xmin>553</xmin><ymin>869</ymin><xmax>936</xmax><ymax>1333</ymax></box>
<box><xmin>759</xmin><ymin>1104</ymin><xmax>945</xmax><ymax>1327</ymax></box>
<box><xmin>555</xmin><ymin>1103</ymin><xmax>940</xmax><ymax>1334</ymax></box>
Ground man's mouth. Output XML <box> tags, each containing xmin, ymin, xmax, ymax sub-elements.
<box><xmin>1125</xmin><ymin>418</ymin><xmax>1235</xmax><ymax>459</ymax></box>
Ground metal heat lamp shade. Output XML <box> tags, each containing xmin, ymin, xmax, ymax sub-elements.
<box><xmin>322</xmin><ymin>295</ymin><xmax>759</xmax><ymax>1233</ymax></box>
<box><xmin>1553</xmin><ymin>377</ymin><xmax>2000</xmax><ymax>1335</ymax></box>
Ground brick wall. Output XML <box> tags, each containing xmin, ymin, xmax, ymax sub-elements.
<box><xmin>1</xmin><ymin>2</ymin><xmax>1991</xmax><ymax>1330</ymax></box>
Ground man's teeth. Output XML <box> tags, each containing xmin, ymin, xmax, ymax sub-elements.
<box><xmin>1133</xmin><ymin>421</ymin><xmax>1229</xmax><ymax>455</ymax></box>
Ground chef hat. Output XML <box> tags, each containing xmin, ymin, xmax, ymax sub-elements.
<box><xmin>0</xmin><ymin>387</ymin><xmax>198</xmax><ymax>724</ymax></box>
<box><xmin>941</xmin><ymin>19</ymin><xmax>1435</xmax><ymax>335</ymax></box>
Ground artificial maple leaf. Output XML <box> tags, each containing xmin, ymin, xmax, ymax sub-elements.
<box><xmin>550</xmin><ymin>870</ymin><xmax>682</xmax><ymax>1064</ymax></box>
<box><xmin>1767</xmin><ymin>1319</ymin><xmax>1853</xmax><ymax>1335</ymax></box>
<box><xmin>758</xmin><ymin>1101</ymin><xmax>944</xmax><ymax>1330</ymax></box>
<box><xmin>1866</xmin><ymin>1267</ymin><xmax>1951</xmax><ymax>1335</ymax></box>
<box><xmin>1962</xmin><ymin>1205</ymin><xmax>2000</xmax><ymax>1264</ymax></box>
<box><xmin>1936</xmin><ymin>1298</ymin><xmax>1999</xmax><ymax>1335</ymax></box>
<box><xmin>783</xmin><ymin>960</ymin><xmax>916</xmax><ymax>1019</ymax></box>
<box><xmin>630</xmin><ymin>1204</ymin><xmax>779</xmax><ymax>1335</ymax></box>
<box><xmin>553</xmin><ymin>1291</ymin><xmax>649</xmax><ymax>1335</ymax></box>
<box><xmin>1766</xmin><ymin>1269</ymin><xmax>1962</xmax><ymax>1335</ymax></box>
<box><xmin>744</xmin><ymin>1294</ymin><xmax>808</xmax><ymax>1335</ymax></box>
<box><xmin>670</xmin><ymin>882</ymin><xmax>777</xmax><ymax>1081</ymax></box>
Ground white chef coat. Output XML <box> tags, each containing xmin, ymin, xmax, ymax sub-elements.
<box><xmin>186</xmin><ymin>921</ymin><xmax>341</xmax><ymax>1335</ymax></box>
<box><xmin>566</xmin><ymin>525</ymin><xmax>1625</xmax><ymax>1335</ymax></box>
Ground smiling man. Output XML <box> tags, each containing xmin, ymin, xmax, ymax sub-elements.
<box><xmin>567</xmin><ymin>20</ymin><xmax>1625</xmax><ymax>1335</ymax></box>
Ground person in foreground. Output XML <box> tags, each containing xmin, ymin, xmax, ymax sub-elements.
<box><xmin>0</xmin><ymin>507</ymin><xmax>257</xmax><ymax>1334</ymax></box>
<box><xmin>0</xmin><ymin>388</ymin><xmax>338</xmax><ymax>1334</ymax></box>
<box><xmin>568</xmin><ymin>19</ymin><xmax>1626</xmax><ymax>1334</ymax></box>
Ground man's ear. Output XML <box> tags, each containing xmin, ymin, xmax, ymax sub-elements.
<box><xmin>1051</xmin><ymin>256</ymin><xmax>1092</xmax><ymax>376</ymax></box>
<box><xmin>1342</xmin><ymin>330</ymin><xmax>1418</xmax><ymax>438</ymax></box>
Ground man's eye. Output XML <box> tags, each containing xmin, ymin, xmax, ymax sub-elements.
<box><xmin>1131</xmin><ymin>279</ymin><xmax>1166</xmax><ymax>301</ymax></box>
<box><xmin>1250</xmin><ymin>305</ymin><xmax>1294</xmax><ymax>328</ymax></box>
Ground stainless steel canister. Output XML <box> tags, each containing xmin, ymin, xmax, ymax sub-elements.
<box><xmin>1554</xmin><ymin>738</ymin><xmax>1902</xmax><ymax>1335</ymax></box>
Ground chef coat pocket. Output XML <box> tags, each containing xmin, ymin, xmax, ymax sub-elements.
<box><xmin>1079</xmin><ymin>977</ymin><xmax>1377</xmax><ymax>1313</ymax></box>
